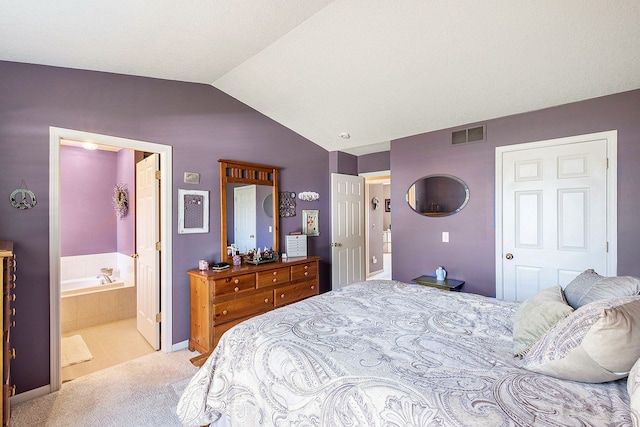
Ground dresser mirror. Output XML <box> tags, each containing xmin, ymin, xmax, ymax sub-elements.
<box><xmin>219</xmin><ymin>159</ymin><xmax>280</xmax><ymax>258</ymax></box>
<box><xmin>406</xmin><ymin>174</ymin><xmax>469</xmax><ymax>217</ymax></box>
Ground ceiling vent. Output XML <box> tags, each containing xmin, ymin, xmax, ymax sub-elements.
<box><xmin>451</xmin><ymin>124</ymin><xmax>486</xmax><ymax>145</ymax></box>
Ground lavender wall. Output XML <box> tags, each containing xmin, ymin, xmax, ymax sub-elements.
<box><xmin>368</xmin><ymin>183</ymin><xmax>384</xmax><ymax>274</ymax></box>
<box><xmin>116</xmin><ymin>149</ymin><xmax>135</xmax><ymax>256</ymax></box>
<box><xmin>0</xmin><ymin>61</ymin><xmax>331</xmax><ymax>393</ymax></box>
<box><xmin>60</xmin><ymin>146</ymin><xmax>117</xmax><ymax>256</ymax></box>
<box><xmin>391</xmin><ymin>89</ymin><xmax>640</xmax><ymax>296</ymax></box>
<box><xmin>359</xmin><ymin>151</ymin><xmax>390</xmax><ymax>173</ymax></box>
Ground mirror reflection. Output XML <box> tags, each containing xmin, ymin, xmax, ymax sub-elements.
<box><xmin>226</xmin><ymin>184</ymin><xmax>274</xmax><ymax>252</ymax></box>
<box><xmin>407</xmin><ymin>174</ymin><xmax>469</xmax><ymax>217</ymax></box>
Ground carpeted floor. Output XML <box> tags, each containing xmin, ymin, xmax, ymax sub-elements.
<box><xmin>11</xmin><ymin>349</ymin><xmax>199</xmax><ymax>427</ymax></box>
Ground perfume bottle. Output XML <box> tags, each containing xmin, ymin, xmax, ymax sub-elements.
<box><xmin>435</xmin><ymin>266</ymin><xmax>446</xmax><ymax>281</ymax></box>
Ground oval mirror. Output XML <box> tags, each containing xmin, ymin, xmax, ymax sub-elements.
<box><xmin>263</xmin><ymin>193</ymin><xmax>274</xmax><ymax>218</ymax></box>
<box><xmin>406</xmin><ymin>174</ymin><xmax>469</xmax><ymax>217</ymax></box>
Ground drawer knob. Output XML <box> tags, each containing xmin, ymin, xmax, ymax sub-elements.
<box><xmin>272</xmin><ymin>271</ymin><xmax>278</xmax><ymax>276</ymax></box>
<box><xmin>10</xmin><ymin>348</ymin><xmax>16</xmax><ymax>359</ymax></box>
<box><xmin>10</xmin><ymin>308</ymin><xmax>16</xmax><ymax>316</ymax></box>
<box><xmin>304</xmin><ymin>265</ymin><xmax>308</xmax><ymax>270</ymax></box>
<box><xmin>222</xmin><ymin>309</ymin><xmax>228</xmax><ymax>315</ymax></box>
<box><xmin>9</xmin><ymin>293</ymin><xmax>16</xmax><ymax>301</ymax></box>
<box><xmin>234</xmin><ymin>279</ymin><xmax>239</xmax><ymax>284</ymax></box>
<box><xmin>280</xmin><ymin>294</ymin><xmax>285</xmax><ymax>299</ymax></box>
<box><xmin>304</xmin><ymin>272</ymin><xmax>308</xmax><ymax>276</ymax></box>
<box><xmin>9</xmin><ymin>385</ymin><xmax>16</xmax><ymax>396</ymax></box>
<box><xmin>234</xmin><ymin>286</ymin><xmax>239</xmax><ymax>292</ymax></box>
<box><xmin>264</xmin><ymin>298</ymin><xmax>269</xmax><ymax>303</ymax></box>
<box><xmin>311</xmin><ymin>285</ymin><xmax>315</xmax><ymax>290</ymax></box>
<box><xmin>272</xmin><ymin>278</ymin><xmax>278</xmax><ymax>283</ymax></box>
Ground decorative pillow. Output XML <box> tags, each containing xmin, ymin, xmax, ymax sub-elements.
<box><xmin>512</xmin><ymin>285</ymin><xmax>574</xmax><ymax>358</ymax></box>
<box><xmin>564</xmin><ymin>271</ymin><xmax>640</xmax><ymax>309</ymax></box>
<box><xmin>563</xmin><ymin>269</ymin><xmax>604</xmax><ymax>308</ymax></box>
<box><xmin>522</xmin><ymin>296</ymin><xmax>640</xmax><ymax>383</ymax></box>
<box><xmin>628</xmin><ymin>358</ymin><xmax>640</xmax><ymax>426</ymax></box>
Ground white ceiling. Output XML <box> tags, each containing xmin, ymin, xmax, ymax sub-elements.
<box><xmin>2</xmin><ymin>1</ymin><xmax>639</xmax><ymax>155</ymax></box>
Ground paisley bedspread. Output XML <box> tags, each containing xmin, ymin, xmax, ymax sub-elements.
<box><xmin>177</xmin><ymin>280</ymin><xmax>631</xmax><ymax>426</ymax></box>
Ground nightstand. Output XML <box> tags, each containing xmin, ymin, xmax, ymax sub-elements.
<box><xmin>412</xmin><ymin>275</ymin><xmax>464</xmax><ymax>291</ymax></box>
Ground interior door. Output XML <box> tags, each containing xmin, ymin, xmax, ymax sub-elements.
<box><xmin>331</xmin><ymin>173</ymin><xmax>365</xmax><ymax>290</ymax></box>
<box><xmin>234</xmin><ymin>185</ymin><xmax>256</xmax><ymax>252</ymax></box>
<box><xmin>497</xmin><ymin>133</ymin><xmax>616</xmax><ymax>301</ymax></box>
<box><xmin>136</xmin><ymin>154</ymin><xmax>160</xmax><ymax>349</ymax></box>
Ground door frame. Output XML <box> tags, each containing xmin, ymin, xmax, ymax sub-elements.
<box><xmin>494</xmin><ymin>130</ymin><xmax>617</xmax><ymax>299</ymax></box>
<box><xmin>49</xmin><ymin>127</ymin><xmax>173</xmax><ymax>393</ymax></box>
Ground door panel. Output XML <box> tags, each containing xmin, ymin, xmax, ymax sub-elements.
<box><xmin>498</xmin><ymin>136</ymin><xmax>613</xmax><ymax>301</ymax></box>
<box><xmin>331</xmin><ymin>173</ymin><xmax>365</xmax><ymax>290</ymax></box>
<box><xmin>234</xmin><ymin>185</ymin><xmax>256</xmax><ymax>252</ymax></box>
<box><xmin>136</xmin><ymin>154</ymin><xmax>160</xmax><ymax>349</ymax></box>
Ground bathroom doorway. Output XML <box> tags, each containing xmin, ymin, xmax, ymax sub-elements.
<box><xmin>49</xmin><ymin>127</ymin><xmax>173</xmax><ymax>392</ymax></box>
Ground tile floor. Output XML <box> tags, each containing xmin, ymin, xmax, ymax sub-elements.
<box><xmin>61</xmin><ymin>317</ymin><xmax>156</xmax><ymax>383</ymax></box>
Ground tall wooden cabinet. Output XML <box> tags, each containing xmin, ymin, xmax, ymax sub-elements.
<box><xmin>188</xmin><ymin>256</ymin><xmax>320</xmax><ymax>366</ymax></box>
<box><xmin>1</xmin><ymin>241</ymin><xmax>16</xmax><ymax>427</ymax></box>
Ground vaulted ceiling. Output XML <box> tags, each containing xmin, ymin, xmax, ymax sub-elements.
<box><xmin>2</xmin><ymin>1</ymin><xmax>639</xmax><ymax>155</ymax></box>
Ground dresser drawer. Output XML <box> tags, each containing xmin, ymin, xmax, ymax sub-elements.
<box><xmin>291</xmin><ymin>262</ymin><xmax>317</xmax><ymax>281</ymax></box>
<box><xmin>274</xmin><ymin>282</ymin><xmax>318</xmax><ymax>308</ymax></box>
<box><xmin>257</xmin><ymin>267</ymin><xmax>290</xmax><ymax>288</ymax></box>
<box><xmin>212</xmin><ymin>273</ymin><xmax>255</xmax><ymax>297</ymax></box>
<box><xmin>214</xmin><ymin>290</ymin><xmax>273</xmax><ymax>324</ymax></box>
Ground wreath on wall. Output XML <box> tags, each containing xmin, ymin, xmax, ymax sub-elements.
<box><xmin>113</xmin><ymin>184</ymin><xmax>129</xmax><ymax>219</ymax></box>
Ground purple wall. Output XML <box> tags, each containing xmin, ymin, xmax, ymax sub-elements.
<box><xmin>368</xmin><ymin>183</ymin><xmax>384</xmax><ymax>274</ymax></box>
<box><xmin>60</xmin><ymin>146</ymin><xmax>117</xmax><ymax>256</ymax></box>
<box><xmin>359</xmin><ymin>151</ymin><xmax>390</xmax><ymax>173</ymax></box>
<box><xmin>391</xmin><ymin>89</ymin><xmax>640</xmax><ymax>296</ymax></box>
<box><xmin>116</xmin><ymin>149</ymin><xmax>136</xmax><ymax>256</ymax></box>
<box><xmin>0</xmin><ymin>60</ymin><xmax>331</xmax><ymax>393</ymax></box>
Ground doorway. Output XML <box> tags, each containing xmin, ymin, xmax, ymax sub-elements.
<box><xmin>49</xmin><ymin>127</ymin><xmax>173</xmax><ymax>393</ymax></box>
<box><xmin>362</xmin><ymin>171</ymin><xmax>391</xmax><ymax>281</ymax></box>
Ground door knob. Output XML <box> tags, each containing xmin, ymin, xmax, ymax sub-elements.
<box><xmin>505</xmin><ymin>253</ymin><xmax>513</xmax><ymax>260</ymax></box>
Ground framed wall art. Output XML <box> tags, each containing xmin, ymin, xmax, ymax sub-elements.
<box><xmin>302</xmin><ymin>209</ymin><xmax>319</xmax><ymax>236</ymax></box>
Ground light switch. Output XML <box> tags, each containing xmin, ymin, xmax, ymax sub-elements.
<box><xmin>442</xmin><ymin>231</ymin><xmax>449</xmax><ymax>243</ymax></box>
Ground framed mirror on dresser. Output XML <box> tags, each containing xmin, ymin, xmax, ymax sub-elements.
<box><xmin>187</xmin><ymin>160</ymin><xmax>320</xmax><ymax>367</ymax></box>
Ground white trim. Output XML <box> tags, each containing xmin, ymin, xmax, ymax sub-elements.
<box><xmin>495</xmin><ymin>130</ymin><xmax>617</xmax><ymax>299</ymax></box>
<box><xmin>171</xmin><ymin>340</ymin><xmax>189</xmax><ymax>352</ymax></box>
<box><xmin>49</xmin><ymin>127</ymin><xmax>173</xmax><ymax>393</ymax></box>
<box><xmin>10</xmin><ymin>385</ymin><xmax>50</xmax><ymax>405</ymax></box>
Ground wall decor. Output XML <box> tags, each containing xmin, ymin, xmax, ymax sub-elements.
<box><xmin>112</xmin><ymin>183</ymin><xmax>129</xmax><ymax>219</ymax></box>
<box><xmin>9</xmin><ymin>180</ymin><xmax>37</xmax><ymax>210</ymax></box>
<box><xmin>371</xmin><ymin>197</ymin><xmax>380</xmax><ymax>210</ymax></box>
<box><xmin>279</xmin><ymin>192</ymin><xmax>296</xmax><ymax>217</ymax></box>
<box><xmin>298</xmin><ymin>191</ymin><xmax>319</xmax><ymax>202</ymax></box>
<box><xmin>385</xmin><ymin>198</ymin><xmax>391</xmax><ymax>212</ymax></box>
<box><xmin>178</xmin><ymin>189</ymin><xmax>209</xmax><ymax>234</ymax></box>
<box><xmin>302</xmin><ymin>209</ymin><xmax>319</xmax><ymax>236</ymax></box>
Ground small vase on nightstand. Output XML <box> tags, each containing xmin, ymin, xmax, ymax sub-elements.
<box><xmin>435</xmin><ymin>266</ymin><xmax>446</xmax><ymax>281</ymax></box>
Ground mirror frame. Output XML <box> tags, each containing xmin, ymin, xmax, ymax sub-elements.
<box><xmin>219</xmin><ymin>159</ymin><xmax>280</xmax><ymax>258</ymax></box>
<box><xmin>406</xmin><ymin>174</ymin><xmax>470</xmax><ymax>217</ymax></box>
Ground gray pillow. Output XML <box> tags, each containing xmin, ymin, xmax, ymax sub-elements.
<box><xmin>512</xmin><ymin>285</ymin><xmax>574</xmax><ymax>358</ymax></box>
<box><xmin>563</xmin><ymin>269</ymin><xmax>604</xmax><ymax>308</ymax></box>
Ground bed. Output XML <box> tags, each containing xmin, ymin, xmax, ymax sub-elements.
<box><xmin>177</xmin><ymin>279</ymin><xmax>633</xmax><ymax>426</ymax></box>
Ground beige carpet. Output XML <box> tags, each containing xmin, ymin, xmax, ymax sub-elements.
<box><xmin>11</xmin><ymin>349</ymin><xmax>199</xmax><ymax>427</ymax></box>
<box><xmin>60</xmin><ymin>335</ymin><xmax>93</xmax><ymax>368</ymax></box>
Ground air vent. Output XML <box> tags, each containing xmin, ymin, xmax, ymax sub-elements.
<box><xmin>451</xmin><ymin>125</ymin><xmax>486</xmax><ymax>145</ymax></box>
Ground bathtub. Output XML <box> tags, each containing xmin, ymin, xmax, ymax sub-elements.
<box><xmin>61</xmin><ymin>277</ymin><xmax>133</xmax><ymax>298</ymax></box>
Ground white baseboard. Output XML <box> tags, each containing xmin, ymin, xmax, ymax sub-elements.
<box><xmin>11</xmin><ymin>384</ymin><xmax>51</xmax><ymax>404</ymax></box>
<box><xmin>170</xmin><ymin>340</ymin><xmax>189</xmax><ymax>352</ymax></box>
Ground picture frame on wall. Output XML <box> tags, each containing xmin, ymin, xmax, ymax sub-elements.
<box><xmin>302</xmin><ymin>209</ymin><xmax>319</xmax><ymax>236</ymax></box>
<box><xmin>385</xmin><ymin>198</ymin><xmax>391</xmax><ymax>212</ymax></box>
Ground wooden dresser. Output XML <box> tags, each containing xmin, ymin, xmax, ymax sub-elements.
<box><xmin>1</xmin><ymin>241</ymin><xmax>16</xmax><ymax>427</ymax></box>
<box><xmin>188</xmin><ymin>256</ymin><xmax>320</xmax><ymax>366</ymax></box>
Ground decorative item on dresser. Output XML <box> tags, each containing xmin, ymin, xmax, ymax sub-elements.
<box><xmin>187</xmin><ymin>256</ymin><xmax>320</xmax><ymax>366</ymax></box>
<box><xmin>1</xmin><ymin>241</ymin><xmax>16</xmax><ymax>427</ymax></box>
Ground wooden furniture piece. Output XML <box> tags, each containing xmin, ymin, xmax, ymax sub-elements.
<box><xmin>188</xmin><ymin>256</ymin><xmax>320</xmax><ymax>366</ymax></box>
<box><xmin>1</xmin><ymin>241</ymin><xmax>16</xmax><ymax>427</ymax></box>
<box><xmin>219</xmin><ymin>159</ymin><xmax>279</xmax><ymax>257</ymax></box>
<box><xmin>412</xmin><ymin>275</ymin><xmax>464</xmax><ymax>291</ymax></box>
